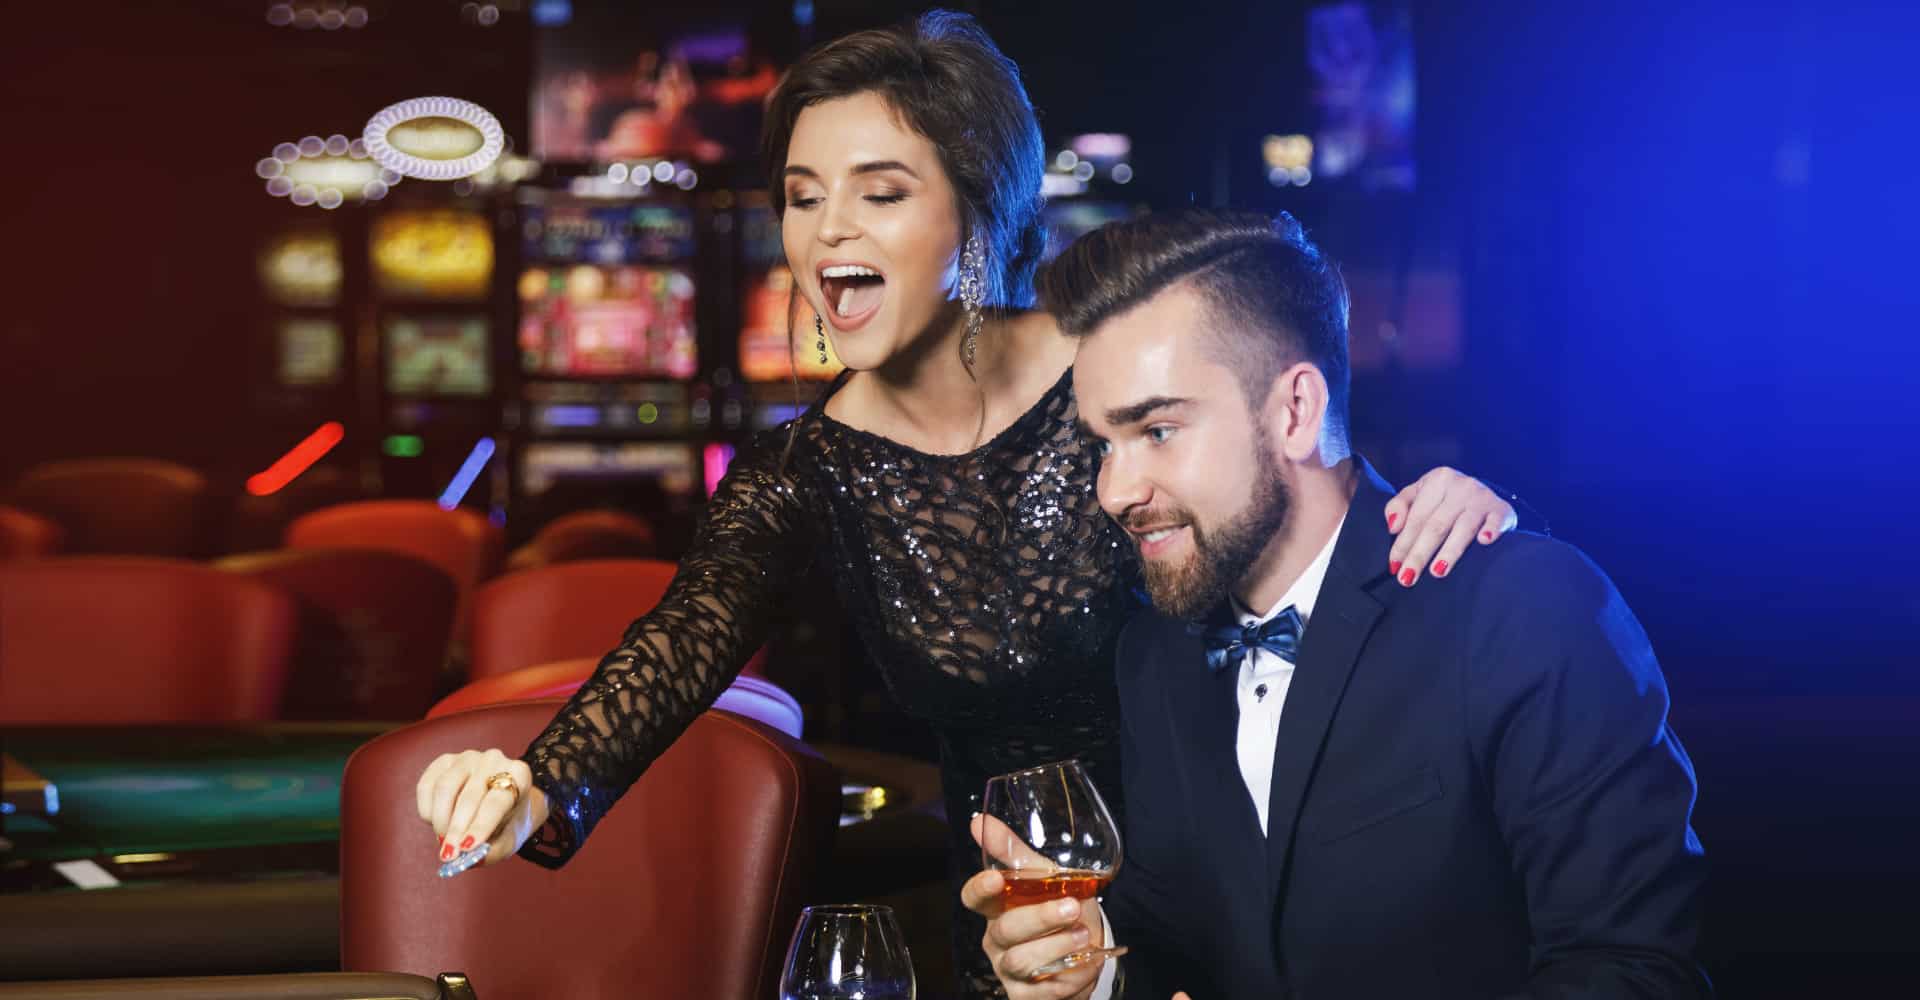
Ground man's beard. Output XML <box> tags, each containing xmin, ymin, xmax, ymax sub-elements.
<box><xmin>1137</xmin><ymin>431</ymin><xmax>1291</xmax><ymax>620</ymax></box>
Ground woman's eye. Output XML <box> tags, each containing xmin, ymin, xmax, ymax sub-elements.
<box><xmin>865</xmin><ymin>193</ymin><xmax>907</xmax><ymax>205</ymax></box>
<box><xmin>788</xmin><ymin>195</ymin><xmax>822</xmax><ymax>210</ymax></box>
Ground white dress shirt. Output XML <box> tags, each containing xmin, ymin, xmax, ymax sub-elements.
<box><xmin>1090</xmin><ymin>515</ymin><xmax>1345</xmax><ymax>999</ymax></box>
<box><xmin>1232</xmin><ymin>514</ymin><xmax>1343</xmax><ymax>835</ymax></box>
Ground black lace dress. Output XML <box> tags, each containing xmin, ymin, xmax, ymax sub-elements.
<box><xmin>519</xmin><ymin>369</ymin><xmax>1133</xmax><ymax>997</ymax></box>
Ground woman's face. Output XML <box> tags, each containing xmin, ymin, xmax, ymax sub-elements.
<box><xmin>781</xmin><ymin>91</ymin><xmax>965</xmax><ymax>372</ymax></box>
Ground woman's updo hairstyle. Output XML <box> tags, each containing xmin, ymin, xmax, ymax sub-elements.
<box><xmin>762</xmin><ymin>9</ymin><xmax>1048</xmax><ymax>309</ymax></box>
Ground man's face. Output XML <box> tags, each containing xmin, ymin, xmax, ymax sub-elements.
<box><xmin>1073</xmin><ymin>283</ymin><xmax>1291</xmax><ymax>620</ymax></box>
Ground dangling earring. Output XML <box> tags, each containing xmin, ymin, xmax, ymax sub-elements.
<box><xmin>958</xmin><ymin>231</ymin><xmax>985</xmax><ymax>369</ymax></box>
<box><xmin>814</xmin><ymin>312</ymin><xmax>828</xmax><ymax>365</ymax></box>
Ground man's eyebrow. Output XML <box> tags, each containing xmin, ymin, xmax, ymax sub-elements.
<box><xmin>1105</xmin><ymin>395</ymin><xmax>1192</xmax><ymax>427</ymax></box>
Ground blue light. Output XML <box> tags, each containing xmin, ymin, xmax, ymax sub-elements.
<box><xmin>541</xmin><ymin>404</ymin><xmax>602</xmax><ymax>429</ymax></box>
<box><xmin>793</xmin><ymin>0</ymin><xmax>814</xmax><ymax>27</ymax></box>
<box><xmin>438</xmin><ymin>437</ymin><xmax>496</xmax><ymax>510</ymax></box>
<box><xmin>532</xmin><ymin>0</ymin><xmax>571</xmax><ymax>27</ymax></box>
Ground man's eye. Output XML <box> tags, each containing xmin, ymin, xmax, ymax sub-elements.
<box><xmin>1147</xmin><ymin>426</ymin><xmax>1176</xmax><ymax>444</ymax></box>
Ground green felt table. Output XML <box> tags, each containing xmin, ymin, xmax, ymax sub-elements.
<box><xmin>3</xmin><ymin>723</ymin><xmax>392</xmax><ymax>880</ymax></box>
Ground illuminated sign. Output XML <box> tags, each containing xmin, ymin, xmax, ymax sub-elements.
<box><xmin>257</xmin><ymin>134</ymin><xmax>398</xmax><ymax>209</ymax></box>
<box><xmin>364</xmin><ymin>97</ymin><xmax>506</xmax><ymax>181</ymax></box>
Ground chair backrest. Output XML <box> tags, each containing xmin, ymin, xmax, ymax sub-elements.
<box><xmin>468</xmin><ymin>558</ymin><xmax>677</xmax><ymax>680</ymax></box>
<box><xmin>285</xmin><ymin>501</ymin><xmax>503</xmax><ymax>638</ymax></box>
<box><xmin>425</xmin><ymin>657</ymin><xmax>600</xmax><ymax>719</ymax></box>
<box><xmin>340</xmin><ymin>700</ymin><xmax>839</xmax><ymax>1000</ymax></box>
<box><xmin>215</xmin><ymin>548</ymin><xmax>458</xmax><ymax>720</ymax></box>
<box><xmin>8</xmin><ymin>458</ymin><xmax>210</xmax><ymax>557</ymax></box>
<box><xmin>0</xmin><ymin>504</ymin><xmax>64</xmax><ymax>561</ymax></box>
<box><xmin>504</xmin><ymin>508</ymin><xmax>658</xmax><ymax>571</ymax></box>
<box><xmin>0</xmin><ymin>557</ymin><xmax>296</xmax><ymax>724</ymax></box>
<box><xmin>426</xmin><ymin>658</ymin><xmax>802</xmax><ymax>738</ymax></box>
<box><xmin>0</xmin><ymin>973</ymin><xmax>474</xmax><ymax>1000</ymax></box>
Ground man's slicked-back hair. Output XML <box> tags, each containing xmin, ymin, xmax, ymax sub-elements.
<box><xmin>1040</xmin><ymin>209</ymin><xmax>1351</xmax><ymax>449</ymax></box>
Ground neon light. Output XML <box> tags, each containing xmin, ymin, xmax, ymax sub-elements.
<box><xmin>247</xmin><ymin>422</ymin><xmax>345</xmax><ymax>496</ymax></box>
<box><xmin>636</xmin><ymin>402</ymin><xmax>659</xmax><ymax>425</ymax></box>
<box><xmin>364</xmin><ymin>97</ymin><xmax>506</xmax><ymax>181</ymax></box>
<box><xmin>703</xmin><ymin>442</ymin><xmax>736</xmax><ymax>497</ymax></box>
<box><xmin>540</xmin><ymin>404</ymin><xmax>602</xmax><ymax>429</ymax></box>
<box><xmin>383</xmin><ymin>434</ymin><xmax>424</xmax><ymax>458</ymax></box>
<box><xmin>438</xmin><ymin>437</ymin><xmax>496</xmax><ymax>509</ymax></box>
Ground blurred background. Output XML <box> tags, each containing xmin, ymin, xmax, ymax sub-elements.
<box><xmin>1</xmin><ymin>1</ymin><xmax>1914</xmax><ymax>996</ymax></box>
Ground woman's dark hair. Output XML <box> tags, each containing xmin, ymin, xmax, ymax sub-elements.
<box><xmin>761</xmin><ymin>9</ymin><xmax>1047</xmax><ymax>309</ymax></box>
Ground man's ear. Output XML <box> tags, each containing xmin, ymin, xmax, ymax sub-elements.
<box><xmin>1260</xmin><ymin>362</ymin><xmax>1329</xmax><ymax>463</ymax></box>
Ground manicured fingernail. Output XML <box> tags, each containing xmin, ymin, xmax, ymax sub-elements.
<box><xmin>1482</xmin><ymin>530</ymin><xmax>1494</xmax><ymax>542</ymax></box>
<box><xmin>1433</xmin><ymin>560</ymin><xmax>1449</xmax><ymax>577</ymax></box>
<box><xmin>1400</xmin><ymin>569</ymin><xmax>1415</xmax><ymax>586</ymax></box>
<box><xmin>459</xmin><ymin>836</ymin><xmax>475</xmax><ymax>851</ymax></box>
<box><xmin>1072</xmin><ymin>926</ymin><xmax>1091</xmax><ymax>947</ymax></box>
<box><xmin>1389</xmin><ymin>560</ymin><xmax>1401</xmax><ymax>575</ymax></box>
<box><xmin>1055</xmin><ymin>898</ymin><xmax>1078</xmax><ymax>918</ymax></box>
<box><xmin>440</xmin><ymin>842</ymin><xmax>455</xmax><ymax>861</ymax></box>
<box><xmin>1387</xmin><ymin>513</ymin><xmax>1399</xmax><ymax>529</ymax></box>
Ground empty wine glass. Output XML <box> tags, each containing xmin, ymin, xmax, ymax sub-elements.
<box><xmin>780</xmin><ymin>903</ymin><xmax>915</xmax><ymax>1000</ymax></box>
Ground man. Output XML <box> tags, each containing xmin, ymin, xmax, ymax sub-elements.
<box><xmin>963</xmin><ymin>210</ymin><xmax>1708</xmax><ymax>999</ymax></box>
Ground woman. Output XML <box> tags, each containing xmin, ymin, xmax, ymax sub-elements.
<box><xmin>418</xmin><ymin>11</ymin><xmax>1518</xmax><ymax>995</ymax></box>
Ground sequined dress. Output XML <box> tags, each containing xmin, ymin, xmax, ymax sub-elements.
<box><xmin>519</xmin><ymin>368</ymin><xmax>1132</xmax><ymax>997</ymax></box>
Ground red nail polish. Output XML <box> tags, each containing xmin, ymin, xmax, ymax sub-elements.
<box><xmin>1389</xmin><ymin>560</ymin><xmax>1402</xmax><ymax>575</ymax></box>
<box><xmin>1400</xmin><ymin>569</ymin><xmax>1415</xmax><ymax>586</ymax></box>
<box><xmin>441</xmin><ymin>843</ymin><xmax>454</xmax><ymax>861</ymax></box>
<box><xmin>1433</xmin><ymin>560</ymin><xmax>1449</xmax><ymax>577</ymax></box>
<box><xmin>459</xmin><ymin>836</ymin><xmax>475</xmax><ymax>852</ymax></box>
<box><xmin>1387</xmin><ymin>513</ymin><xmax>1399</xmax><ymax>529</ymax></box>
<box><xmin>1481</xmin><ymin>530</ymin><xmax>1494</xmax><ymax>542</ymax></box>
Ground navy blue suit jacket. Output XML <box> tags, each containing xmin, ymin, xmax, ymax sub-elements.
<box><xmin>1102</xmin><ymin>460</ymin><xmax>1708</xmax><ymax>999</ymax></box>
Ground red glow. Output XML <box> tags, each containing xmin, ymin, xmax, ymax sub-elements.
<box><xmin>247</xmin><ymin>422</ymin><xmax>345</xmax><ymax>496</ymax></box>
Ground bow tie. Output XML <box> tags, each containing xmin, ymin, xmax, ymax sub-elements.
<box><xmin>1191</xmin><ymin>606</ymin><xmax>1305</xmax><ymax>673</ymax></box>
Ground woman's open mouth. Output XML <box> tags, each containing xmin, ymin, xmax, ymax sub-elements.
<box><xmin>818</xmin><ymin>261</ymin><xmax>886</xmax><ymax>332</ymax></box>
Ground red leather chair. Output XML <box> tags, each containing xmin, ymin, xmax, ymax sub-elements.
<box><xmin>215</xmin><ymin>548</ymin><xmax>457</xmax><ymax>720</ymax></box>
<box><xmin>468</xmin><ymin>559</ymin><xmax>678</xmax><ymax>680</ymax></box>
<box><xmin>426</xmin><ymin>656</ymin><xmax>799</xmax><ymax>738</ymax></box>
<box><xmin>286</xmin><ymin>501</ymin><xmax>503</xmax><ymax>639</ymax></box>
<box><xmin>504</xmin><ymin>509</ymin><xmax>657</xmax><ymax>572</ymax></box>
<box><xmin>0</xmin><ymin>557</ymin><xmax>296</xmax><ymax>724</ymax></box>
<box><xmin>7</xmin><ymin>458</ymin><xmax>211</xmax><ymax>557</ymax></box>
<box><xmin>425</xmin><ymin>657</ymin><xmax>600</xmax><ymax>719</ymax></box>
<box><xmin>340</xmin><ymin>700</ymin><xmax>839</xmax><ymax>1000</ymax></box>
<box><xmin>0</xmin><ymin>504</ymin><xmax>63</xmax><ymax>561</ymax></box>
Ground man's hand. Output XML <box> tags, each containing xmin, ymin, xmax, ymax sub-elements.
<box><xmin>961</xmin><ymin>813</ymin><xmax>1112</xmax><ymax>999</ymax></box>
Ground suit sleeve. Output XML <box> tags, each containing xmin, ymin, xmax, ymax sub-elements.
<box><xmin>1469</xmin><ymin>541</ymin><xmax>1712</xmax><ymax>999</ymax></box>
<box><xmin>1100</xmin><ymin>620</ymin><xmax>1219</xmax><ymax>1000</ymax></box>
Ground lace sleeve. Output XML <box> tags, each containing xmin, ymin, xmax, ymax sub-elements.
<box><xmin>516</xmin><ymin>430</ymin><xmax>816</xmax><ymax>867</ymax></box>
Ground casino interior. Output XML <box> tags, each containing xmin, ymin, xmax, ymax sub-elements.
<box><xmin>0</xmin><ymin>2</ymin><xmax>1913</xmax><ymax>998</ymax></box>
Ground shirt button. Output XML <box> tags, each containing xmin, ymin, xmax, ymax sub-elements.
<box><xmin>1255</xmin><ymin>683</ymin><xmax>1269</xmax><ymax>700</ymax></box>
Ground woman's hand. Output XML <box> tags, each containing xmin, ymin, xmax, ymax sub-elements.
<box><xmin>416</xmin><ymin>748</ymin><xmax>550</xmax><ymax>869</ymax></box>
<box><xmin>1383</xmin><ymin>468</ymin><xmax>1518</xmax><ymax>586</ymax></box>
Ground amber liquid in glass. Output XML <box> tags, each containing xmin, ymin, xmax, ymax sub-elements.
<box><xmin>1000</xmin><ymin>869</ymin><xmax>1114</xmax><ymax>907</ymax></box>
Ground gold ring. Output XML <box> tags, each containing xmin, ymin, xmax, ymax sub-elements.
<box><xmin>485</xmin><ymin>772</ymin><xmax>519</xmax><ymax>799</ymax></box>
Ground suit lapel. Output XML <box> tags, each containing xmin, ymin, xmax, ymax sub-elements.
<box><xmin>1263</xmin><ymin>460</ymin><xmax>1399</xmax><ymax>904</ymax></box>
<box><xmin>1153</xmin><ymin>616</ymin><xmax>1269</xmax><ymax>886</ymax></box>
